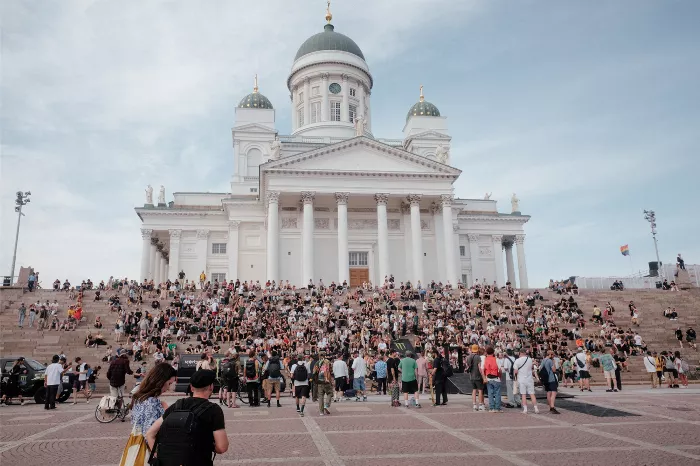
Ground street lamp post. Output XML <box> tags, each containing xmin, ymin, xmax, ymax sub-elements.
<box><xmin>10</xmin><ymin>191</ymin><xmax>31</xmax><ymax>286</ymax></box>
<box><xmin>643</xmin><ymin>209</ymin><xmax>663</xmax><ymax>280</ymax></box>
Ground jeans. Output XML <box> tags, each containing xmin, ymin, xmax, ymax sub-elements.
<box><xmin>487</xmin><ymin>379</ymin><xmax>501</xmax><ymax>410</ymax></box>
<box><xmin>29</xmin><ymin>312</ymin><xmax>36</xmax><ymax>327</ymax></box>
<box><xmin>18</xmin><ymin>313</ymin><xmax>25</xmax><ymax>327</ymax></box>
<box><xmin>318</xmin><ymin>382</ymin><xmax>333</xmax><ymax>412</ymax></box>
<box><xmin>45</xmin><ymin>384</ymin><xmax>58</xmax><ymax>409</ymax></box>
<box><xmin>417</xmin><ymin>375</ymin><xmax>429</xmax><ymax>393</ymax></box>
<box><xmin>376</xmin><ymin>377</ymin><xmax>387</xmax><ymax>395</ymax></box>
<box><xmin>506</xmin><ymin>379</ymin><xmax>520</xmax><ymax>407</ymax></box>
<box><xmin>434</xmin><ymin>380</ymin><xmax>448</xmax><ymax>405</ymax></box>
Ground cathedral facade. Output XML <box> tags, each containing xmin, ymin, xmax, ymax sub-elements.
<box><xmin>136</xmin><ymin>9</ymin><xmax>530</xmax><ymax>289</ymax></box>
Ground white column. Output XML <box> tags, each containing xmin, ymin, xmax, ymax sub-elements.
<box><xmin>365</xmin><ymin>89</ymin><xmax>371</xmax><ymax>130</ymax></box>
<box><xmin>292</xmin><ymin>86</ymin><xmax>298</xmax><ymax>130</ymax></box>
<box><xmin>149</xmin><ymin>239</ymin><xmax>157</xmax><ymax>281</ymax></box>
<box><xmin>441</xmin><ymin>195</ymin><xmax>457</xmax><ymax>288</ymax></box>
<box><xmin>401</xmin><ymin>203</ymin><xmax>412</xmax><ymax>280</ymax></box>
<box><xmin>515</xmin><ymin>234</ymin><xmax>529</xmax><ymax>289</ymax></box>
<box><xmin>357</xmin><ymin>82</ymin><xmax>365</xmax><ymax>120</ymax></box>
<box><xmin>375</xmin><ymin>194</ymin><xmax>390</xmax><ymax>285</ymax></box>
<box><xmin>266</xmin><ymin>192</ymin><xmax>280</xmax><ymax>282</ymax></box>
<box><xmin>301</xmin><ymin>191</ymin><xmax>315</xmax><ymax>284</ymax></box>
<box><xmin>140</xmin><ymin>229</ymin><xmax>152</xmax><ymax>282</ymax></box>
<box><xmin>321</xmin><ymin>73</ymin><xmax>329</xmax><ymax>122</ymax></box>
<box><xmin>408</xmin><ymin>194</ymin><xmax>423</xmax><ymax>286</ymax></box>
<box><xmin>228</xmin><ymin>221</ymin><xmax>240</xmax><ymax>282</ymax></box>
<box><xmin>453</xmin><ymin>224</ymin><xmax>461</xmax><ymax>284</ymax></box>
<box><xmin>492</xmin><ymin>235</ymin><xmax>505</xmax><ymax>288</ymax></box>
<box><xmin>168</xmin><ymin>229</ymin><xmax>181</xmax><ymax>281</ymax></box>
<box><xmin>432</xmin><ymin>204</ymin><xmax>445</xmax><ymax>284</ymax></box>
<box><xmin>303</xmin><ymin>77</ymin><xmax>310</xmax><ymax>127</ymax></box>
<box><xmin>467</xmin><ymin>234</ymin><xmax>480</xmax><ymax>286</ymax></box>
<box><xmin>195</xmin><ymin>230</ymin><xmax>209</xmax><ymax>280</ymax></box>
<box><xmin>164</xmin><ymin>263</ymin><xmax>169</xmax><ymax>282</ymax></box>
<box><xmin>159</xmin><ymin>254</ymin><xmax>166</xmax><ymax>285</ymax></box>
<box><xmin>505</xmin><ymin>242</ymin><xmax>516</xmax><ymax>284</ymax></box>
<box><xmin>154</xmin><ymin>249</ymin><xmax>162</xmax><ymax>285</ymax></box>
<box><xmin>336</xmin><ymin>193</ymin><xmax>349</xmax><ymax>285</ymax></box>
<box><xmin>341</xmin><ymin>74</ymin><xmax>349</xmax><ymax>122</ymax></box>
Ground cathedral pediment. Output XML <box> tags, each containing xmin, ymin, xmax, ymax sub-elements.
<box><xmin>405</xmin><ymin>130</ymin><xmax>451</xmax><ymax>141</ymax></box>
<box><xmin>261</xmin><ymin>136</ymin><xmax>461</xmax><ymax>177</ymax></box>
<box><xmin>232</xmin><ymin>123</ymin><xmax>276</xmax><ymax>133</ymax></box>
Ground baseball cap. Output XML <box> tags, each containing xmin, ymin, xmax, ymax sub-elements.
<box><xmin>190</xmin><ymin>369</ymin><xmax>216</xmax><ymax>389</ymax></box>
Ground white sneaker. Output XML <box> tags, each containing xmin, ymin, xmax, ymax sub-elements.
<box><xmin>473</xmin><ymin>404</ymin><xmax>478</xmax><ymax>411</ymax></box>
<box><xmin>534</xmin><ymin>407</ymin><xmax>540</xmax><ymax>414</ymax></box>
<box><xmin>522</xmin><ymin>408</ymin><xmax>528</xmax><ymax>414</ymax></box>
<box><xmin>478</xmin><ymin>405</ymin><xmax>486</xmax><ymax>411</ymax></box>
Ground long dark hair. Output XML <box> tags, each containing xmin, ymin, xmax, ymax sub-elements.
<box><xmin>131</xmin><ymin>364</ymin><xmax>177</xmax><ymax>406</ymax></box>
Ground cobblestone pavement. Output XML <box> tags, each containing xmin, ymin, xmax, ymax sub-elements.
<box><xmin>2</xmin><ymin>388</ymin><xmax>700</xmax><ymax>466</ymax></box>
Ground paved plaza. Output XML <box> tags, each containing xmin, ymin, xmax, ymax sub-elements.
<box><xmin>1</xmin><ymin>388</ymin><xmax>700</xmax><ymax>466</ymax></box>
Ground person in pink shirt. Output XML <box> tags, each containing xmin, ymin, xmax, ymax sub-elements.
<box><xmin>415</xmin><ymin>351</ymin><xmax>429</xmax><ymax>394</ymax></box>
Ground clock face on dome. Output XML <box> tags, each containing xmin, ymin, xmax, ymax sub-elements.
<box><xmin>329</xmin><ymin>83</ymin><xmax>341</xmax><ymax>94</ymax></box>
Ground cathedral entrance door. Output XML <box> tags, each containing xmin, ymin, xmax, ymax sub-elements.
<box><xmin>349</xmin><ymin>268</ymin><xmax>369</xmax><ymax>287</ymax></box>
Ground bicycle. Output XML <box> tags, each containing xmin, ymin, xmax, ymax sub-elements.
<box><xmin>95</xmin><ymin>395</ymin><xmax>130</xmax><ymax>423</ymax></box>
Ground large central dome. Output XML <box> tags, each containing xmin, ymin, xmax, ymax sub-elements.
<box><xmin>294</xmin><ymin>24</ymin><xmax>365</xmax><ymax>61</ymax></box>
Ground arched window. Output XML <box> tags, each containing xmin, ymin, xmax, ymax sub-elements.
<box><xmin>246</xmin><ymin>148</ymin><xmax>263</xmax><ymax>177</ymax></box>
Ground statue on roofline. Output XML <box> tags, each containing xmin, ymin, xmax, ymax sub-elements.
<box><xmin>145</xmin><ymin>185</ymin><xmax>153</xmax><ymax>204</ymax></box>
<box><xmin>158</xmin><ymin>185</ymin><xmax>165</xmax><ymax>204</ymax></box>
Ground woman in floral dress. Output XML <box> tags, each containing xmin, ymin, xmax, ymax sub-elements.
<box><xmin>119</xmin><ymin>363</ymin><xmax>177</xmax><ymax>466</ymax></box>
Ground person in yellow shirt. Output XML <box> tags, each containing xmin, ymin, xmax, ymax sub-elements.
<box><xmin>654</xmin><ymin>352</ymin><xmax>664</xmax><ymax>386</ymax></box>
<box><xmin>199</xmin><ymin>271</ymin><xmax>206</xmax><ymax>289</ymax></box>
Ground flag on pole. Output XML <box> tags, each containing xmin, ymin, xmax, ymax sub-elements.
<box><xmin>620</xmin><ymin>244</ymin><xmax>630</xmax><ymax>256</ymax></box>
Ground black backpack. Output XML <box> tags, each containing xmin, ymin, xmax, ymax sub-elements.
<box><xmin>222</xmin><ymin>362</ymin><xmax>237</xmax><ymax>382</ymax></box>
<box><xmin>293</xmin><ymin>363</ymin><xmax>308</xmax><ymax>382</ymax></box>
<box><xmin>245</xmin><ymin>359</ymin><xmax>257</xmax><ymax>379</ymax></box>
<box><xmin>506</xmin><ymin>356</ymin><xmax>516</xmax><ymax>380</ymax></box>
<box><xmin>150</xmin><ymin>399</ymin><xmax>214</xmax><ymax>466</ymax></box>
<box><xmin>267</xmin><ymin>357</ymin><xmax>282</xmax><ymax>379</ymax></box>
<box><xmin>441</xmin><ymin>358</ymin><xmax>454</xmax><ymax>378</ymax></box>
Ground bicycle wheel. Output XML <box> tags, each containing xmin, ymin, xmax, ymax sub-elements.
<box><xmin>95</xmin><ymin>405</ymin><xmax>118</xmax><ymax>423</ymax></box>
<box><xmin>120</xmin><ymin>405</ymin><xmax>130</xmax><ymax>422</ymax></box>
<box><xmin>237</xmin><ymin>386</ymin><xmax>249</xmax><ymax>404</ymax></box>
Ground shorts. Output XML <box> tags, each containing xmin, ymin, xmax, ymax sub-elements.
<box><xmin>226</xmin><ymin>379</ymin><xmax>239</xmax><ymax>391</ymax></box>
<box><xmin>518</xmin><ymin>379</ymin><xmax>535</xmax><ymax>395</ymax></box>
<box><xmin>469</xmin><ymin>378</ymin><xmax>484</xmax><ymax>391</ymax></box>
<box><xmin>74</xmin><ymin>380</ymin><xmax>87</xmax><ymax>391</ymax></box>
<box><xmin>603</xmin><ymin>369</ymin><xmax>616</xmax><ymax>379</ymax></box>
<box><xmin>268</xmin><ymin>379</ymin><xmax>281</xmax><ymax>393</ymax></box>
<box><xmin>294</xmin><ymin>385</ymin><xmax>310</xmax><ymax>399</ymax></box>
<box><xmin>402</xmin><ymin>379</ymin><xmax>418</xmax><ymax>393</ymax></box>
<box><xmin>664</xmin><ymin>368</ymin><xmax>679</xmax><ymax>378</ymax></box>
<box><xmin>334</xmin><ymin>377</ymin><xmax>345</xmax><ymax>392</ymax></box>
<box><xmin>544</xmin><ymin>380</ymin><xmax>558</xmax><ymax>392</ymax></box>
<box><xmin>566</xmin><ymin>372</ymin><xmax>576</xmax><ymax>380</ymax></box>
<box><xmin>578</xmin><ymin>370</ymin><xmax>591</xmax><ymax>379</ymax></box>
<box><xmin>353</xmin><ymin>377</ymin><xmax>366</xmax><ymax>392</ymax></box>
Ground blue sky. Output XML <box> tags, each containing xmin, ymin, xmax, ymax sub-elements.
<box><xmin>1</xmin><ymin>0</ymin><xmax>698</xmax><ymax>286</ymax></box>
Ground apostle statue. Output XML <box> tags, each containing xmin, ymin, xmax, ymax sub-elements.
<box><xmin>484</xmin><ymin>192</ymin><xmax>492</xmax><ymax>200</ymax></box>
<box><xmin>158</xmin><ymin>185</ymin><xmax>166</xmax><ymax>204</ymax></box>
<box><xmin>269</xmin><ymin>136</ymin><xmax>281</xmax><ymax>160</ymax></box>
<box><xmin>435</xmin><ymin>144</ymin><xmax>449</xmax><ymax>164</ymax></box>
<box><xmin>511</xmin><ymin>193</ymin><xmax>520</xmax><ymax>213</ymax></box>
<box><xmin>145</xmin><ymin>185</ymin><xmax>153</xmax><ymax>204</ymax></box>
<box><xmin>354</xmin><ymin>116</ymin><xmax>365</xmax><ymax>137</ymax></box>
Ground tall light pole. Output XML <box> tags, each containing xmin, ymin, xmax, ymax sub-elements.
<box><xmin>10</xmin><ymin>191</ymin><xmax>31</xmax><ymax>286</ymax></box>
<box><xmin>643</xmin><ymin>209</ymin><xmax>663</xmax><ymax>279</ymax></box>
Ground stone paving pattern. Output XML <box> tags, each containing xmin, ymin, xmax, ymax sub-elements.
<box><xmin>1</xmin><ymin>389</ymin><xmax>700</xmax><ymax>466</ymax></box>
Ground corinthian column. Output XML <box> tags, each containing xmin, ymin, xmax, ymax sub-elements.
<box><xmin>301</xmin><ymin>191</ymin><xmax>315</xmax><ymax>284</ymax></box>
<box><xmin>441</xmin><ymin>195</ymin><xmax>457</xmax><ymax>288</ymax></box>
<box><xmin>492</xmin><ymin>235</ymin><xmax>504</xmax><ymax>288</ymax></box>
<box><xmin>228</xmin><ymin>221</ymin><xmax>241</xmax><ymax>282</ymax></box>
<box><xmin>336</xmin><ymin>193</ymin><xmax>350</xmax><ymax>285</ymax></box>
<box><xmin>140</xmin><ymin>229</ymin><xmax>152</xmax><ymax>282</ymax></box>
<box><xmin>266</xmin><ymin>191</ymin><xmax>280</xmax><ymax>282</ymax></box>
<box><xmin>375</xmin><ymin>194</ymin><xmax>390</xmax><ymax>284</ymax></box>
<box><xmin>467</xmin><ymin>233</ymin><xmax>480</xmax><ymax>286</ymax></box>
<box><xmin>168</xmin><ymin>229</ymin><xmax>181</xmax><ymax>281</ymax></box>
<box><xmin>408</xmin><ymin>194</ymin><xmax>423</xmax><ymax>286</ymax></box>
<box><xmin>515</xmin><ymin>235</ymin><xmax>529</xmax><ymax>289</ymax></box>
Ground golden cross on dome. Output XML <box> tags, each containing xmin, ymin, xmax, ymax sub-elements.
<box><xmin>419</xmin><ymin>84</ymin><xmax>424</xmax><ymax>102</ymax></box>
<box><xmin>325</xmin><ymin>0</ymin><xmax>333</xmax><ymax>24</ymax></box>
<box><xmin>253</xmin><ymin>74</ymin><xmax>259</xmax><ymax>93</ymax></box>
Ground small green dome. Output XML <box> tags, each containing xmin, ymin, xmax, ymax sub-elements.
<box><xmin>238</xmin><ymin>92</ymin><xmax>273</xmax><ymax>109</ymax></box>
<box><xmin>406</xmin><ymin>100</ymin><xmax>440</xmax><ymax>122</ymax></box>
<box><xmin>295</xmin><ymin>24</ymin><xmax>365</xmax><ymax>61</ymax></box>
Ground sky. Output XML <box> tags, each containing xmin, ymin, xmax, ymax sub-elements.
<box><xmin>1</xmin><ymin>0</ymin><xmax>699</xmax><ymax>287</ymax></box>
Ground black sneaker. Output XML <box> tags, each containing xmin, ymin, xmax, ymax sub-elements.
<box><xmin>550</xmin><ymin>408</ymin><xmax>560</xmax><ymax>414</ymax></box>
<box><xmin>277</xmin><ymin>401</ymin><xmax>282</xmax><ymax>408</ymax></box>
<box><xmin>267</xmin><ymin>400</ymin><xmax>271</xmax><ymax>407</ymax></box>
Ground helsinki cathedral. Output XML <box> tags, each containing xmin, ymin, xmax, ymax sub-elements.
<box><xmin>136</xmin><ymin>4</ymin><xmax>530</xmax><ymax>289</ymax></box>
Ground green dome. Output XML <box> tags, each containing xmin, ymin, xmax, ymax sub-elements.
<box><xmin>238</xmin><ymin>92</ymin><xmax>273</xmax><ymax>110</ymax></box>
<box><xmin>406</xmin><ymin>100</ymin><xmax>441</xmax><ymax>122</ymax></box>
<box><xmin>294</xmin><ymin>24</ymin><xmax>365</xmax><ymax>61</ymax></box>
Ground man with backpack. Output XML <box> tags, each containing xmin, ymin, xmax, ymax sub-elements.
<box><xmin>501</xmin><ymin>348</ymin><xmax>520</xmax><ymax>408</ymax></box>
<box><xmin>539</xmin><ymin>350</ymin><xmax>560</xmax><ymax>414</ymax></box>
<box><xmin>221</xmin><ymin>356</ymin><xmax>240</xmax><ymax>408</ymax></box>
<box><xmin>291</xmin><ymin>355</ymin><xmax>310</xmax><ymax>416</ymax></box>
<box><xmin>244</xmin><ymin>350</ymin><xmax>261</xmax><ymax>406</ymax></box>
<box><xmin>264</xmin><ymin>351</ymin><xmax>283</xmax><ymax>408</ymax></box>
<box><xmin>146</xmin><ymin>369</ymin><xmax>228</xmax><ymax>466</ymax></box>
<box><xmin>314</xmin><ymin>354</ymin><xmax>333</xmax><ymax>415</ymax></box>
<box><xmin>431</xmin><ymin>348</ymin><xmax>448</xmax><ymax>406</ymax></box>
<box><xmin>573</xmin><ymin>347</ymin><xmax>592</xmax><ymax>392</ymax></box>
<box><xmin>465</xmin><ymin>345</ymin><xmax>485</xmax><ymax>411</ymax></box>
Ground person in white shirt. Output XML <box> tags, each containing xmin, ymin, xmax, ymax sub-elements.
<box><xmin>44</xmin><ymin>355</ymin><xmax>64</xmax><ymax>410</ymax></box>
<box><xmin>332</xmin><ymin>354</ymin><xmax>349</xmax><ymax>402</ymax></box>
<box><xmin>351</xmin><ymin>351</ymin><xmax>368</xmax><ymax>401</ymax></box>
<box><xmin>72</xmin><ymin>357</ymin><xmax>92</xmax><ymax>404</ymax></box>
<box><xmin>574</xmin><ymin>348</ymin><xmax>592</xmax><ymax>392</ymax></box>
<box><xmin>513</xmin><ymin>349</ymin><xmax>539</xmax><ymax>414</ymax></box>
<box><xmin>642</xmin><ymin>350</ymin><xmax>659</xmax><ymax>388</ymax></box>
<box><xmin>290</xmin><ymin>356</ymin><xmax>311</xmax><ymax>416</ymax></box>
<box><xmin>501</xmin><ymin>349</ymin><xmax>521</xmax><ymax>408</ymax></box>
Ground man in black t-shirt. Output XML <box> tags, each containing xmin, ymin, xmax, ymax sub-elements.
<box><xmin>146</xmin><ymin>370</ymin><xmax>228</xmax><ymax>466</ymax></box>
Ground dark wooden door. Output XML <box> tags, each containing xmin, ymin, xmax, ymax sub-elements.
<box><xmin>349</xmin><ymin>268</ymin><xmax>369</xmax><ymax>287</ymax></box>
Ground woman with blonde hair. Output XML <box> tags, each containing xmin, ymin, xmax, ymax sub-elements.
<box><xmin>119</xmin><ymin>363</ymin><xmax>176</xmax><ymax>466</ymax></box>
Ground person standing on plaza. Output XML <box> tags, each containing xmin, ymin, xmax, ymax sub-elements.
<box><xmin>44</xmin><ymin>355</ymin><xmax>63</xmax><ymax>410</ymax></box>
<box><xmin>643</xmin><ymin>351</ymin><xmax>658</xmax><ymax>388</ymax></box>
<box><xmin>146</xmin><ymin>370</ymin><xmax>228</xmax><ymax>466</ymax></box>
<box><xmin>107</xmin><ymin>353</ymin><xmax>133</xmax><ymax>398</ymax></box>
<box><xmin>466</xmin><ymin>344</ymin><xmax>485</xmax><ymax>411</ymax></box>
<box><xmin>502</xmin><ymin>348</ymin><xmax>520</xmax><ymax>408</ymax></box>
<box><xmin>332</xmin><ymin>353</ymin><xmax>348</xmax><ymax>402</ymax></box>
<box><xmin>514</xmin><ymin>349</ymin><xmax>539</xmax><ymax>414</ymax></box>
<box><xmin>431</xmin><ymin>348</ymin><xmax>448</xmax><ymax>406</ymax></box>
<box><xmin>415</xmin><ymin>351</ymin><xmax>429</xmax><ymax>394</ymax></box>
<box><xmin>481</xmin><ymin>346</ymin><xmax>503</xmax><ymax>412</ymax></box>
<box><xmin>598</xmin><ymin>348</ymin><xmax>619</xmax><ymax>392</ymax></box>
<box><xmin>351</xmin><ymin>350</ymin><xmax>368</xmax><ymax>402</ymax></box>
<box><xmin>374</xmin><ymin>353</ymin><xmax>388</xmax><ymax>395</ymax></box>
<box><xmin>540</xmin><ymin>350</ymin><xmax>560</xmax><ymax>414</ymax></box>
<box><xmin>314</xmin><ymin>355</ymin><xmax>333</xmax><ymax>415</ymax></box>
<box><xmin>574</xmin><ymin>347</ymin><xmax>592</xmax><ymax>392</ymax></box>
<box><xmin>244</xmin><ymin>349</ymin><xmax>261</xmax><ymax>407</ymax></box>
<box><xmin>119</xmin><ymin>363</ymin><xmax>177</xmax><ymax>466</ymax></box>
<box><xmin>221</xmin><ymin>355</ymin><xmax>240</xmax><ymax>408</ymax></box>
<box><xmin>264</xmin><ymin>351</ymin><xmax>283</xmax><ymax>408</ymax></box>
<box><xmin>291</xmin><ymin>355</ymin><xmax>310</xmax><ymax>416</ymax></box>
<box><xmin>72</xmin><ymin>357</ymin><xmax>92</xmax><ymax>404</ymax></box>
<box><xmin>398</xmin><ymin>352</ymin><xmax>421</xmax><ymax>408</ymax></box>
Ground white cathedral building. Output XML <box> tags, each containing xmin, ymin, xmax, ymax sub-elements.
<box><xmin>136</xmin><ymin>8</ymin><xmax>530</xmax><ymax>289</ymax></box>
